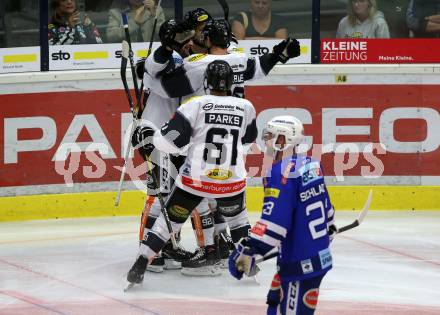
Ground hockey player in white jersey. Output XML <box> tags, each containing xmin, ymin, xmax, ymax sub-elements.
<box><xmin>140</xmin><ymin>17</ymin><xmax>299</xmax><ymax>269</ymax></box>
<box><xmin>131</xmin><ymin>19</ymin><xmax>202</xmax><ymax>273</ymax></box>
<box><xmin>143</xmin><ymin>18</ymin><xmax>301</xmax><ymax>100</ymax></box>
<box><xmin>126</xmin><ymin>60</ymin><xmax>257</xmax><ymax>284</ymax></box>
<box><xmin>139</xmin><ymin>14</ymin><xmax>237</xmax><ymax>272</ymax></box>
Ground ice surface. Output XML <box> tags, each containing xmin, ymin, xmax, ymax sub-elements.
<box><xmin>1</xmin><ymin>211</ymin><xmax>439</xmax><ymax>315</ymax></box>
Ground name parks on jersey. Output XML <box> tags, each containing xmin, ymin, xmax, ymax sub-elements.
<box><xmin>205</xmin><ymin>113</ymin><xmax>243</xmax><ymax>127</ymax></box>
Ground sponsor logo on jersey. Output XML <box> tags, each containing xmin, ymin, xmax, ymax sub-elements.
<box><xmin>188</xmin><ymin>53</ymin><xmax>207</xmax><ymax>62</ymax></box>
<box><xmin>302</xmin><ymin>167</ymin><xmax>323</xmax><ymax>185</ymax></box>
<box><xmin>182</xmin><ymin>164</ymin><xmax>191</xmax><ymax>175</ymax></box>
<box><xmin>300</xmin><ymin>183</ymin><xmax>325</xmax><ymax>202</ymax></box>
<box><xmin>319</xmin><ymin>248</ymin><xmax>332</xmax><ymax>269</ymax></box>
<box><xmin>181</xmin><ymin>176</ymin><xmax>246</xmax><ymax>195</ymax></box>
<box><xmin>205</xmin><ymin>113</ymin><xmax>243</xmax><ymax>127</ymax></box>
<box><xmin>287</xmin><ymin>282</ymin><xmax>299</xmax><ymax>312</ymax></box>
<box><xmin>170</xmin><ymin>205</ymin><xmax>190</xmax><ymax>219</ymax></box>
<box><xmin>250</xmin><ymin>221</ymin><xmax>267</xmax><ymax>236</ymax></box>
<box><xmin>202</xmin><ymin>103</ymin><xmax>214</xmax><ymax>110</ymax></box>
<box><xmin>264</xmin><ymin>188</ymin><xmax>280</xmax><ymax>198</ymax></box>
<box><xmin>218</xmin><ymin>204</ymin><xmax>240</xmax><ymax>215</ymax></box>
<box><xmin>214</xmin><ymin>104</ymin><xmax>235</xmax><ymax>111</ymax></box>
<box><xmin>303</xmin><ymin>288</ymin><xmax>319</xmax><ymax>309</ymax></box>
<box><xmin>206</xmin><ymin>168</ymin><xmax>232</xmax><ymax>180</ymax></box>
<box><xmin>300</xmin><ymin>259</ymin><xmax>314</xmax><ymax>274</ymax></box>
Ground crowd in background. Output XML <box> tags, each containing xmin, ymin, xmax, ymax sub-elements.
<box><xmin>1</xmin><ymin>0</ymin><xmax>440</xmax><ymax>48</ymax></box>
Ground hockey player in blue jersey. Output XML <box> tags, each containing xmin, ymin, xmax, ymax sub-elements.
<box><xmin>228</xmin><ymin>115</ymin><xmax>336</xmax><ymax>315</ymax></box>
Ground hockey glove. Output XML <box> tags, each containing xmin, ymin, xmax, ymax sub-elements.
<box><xmin>159</xmin><ymin>19</ymin><xmax>195</xmax><ymax>51</ymax></box>
<box><xmin>328</xmin><ymin>224</ymin><xmax>338</xmax><ymax>242</ymax></box>
<box><xmin>228</xmin><ymin>238</ymin><xmax>259</xmax><ymax>280</ymax></box>
<box><xmin>272</xmin><ymin>37</ymin><xmax>301</xmax><ymax>64</ymax></box>
<box><xmin>135</xmin><ymin>57</ymin><xmax>146</xmax><ymax>80</ymax></box>
<box><xmin>266</xmin><ymin>273</ymin><xmax>282</xmax><ymax>312</ymax></box>
<box><xmin>131</xmin><ymin>126</ymin><xmax>155</xmax><ymax>157</ymax></box>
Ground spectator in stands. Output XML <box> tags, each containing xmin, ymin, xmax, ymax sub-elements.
<box><xmin>377</xmin><ymin>0</ymin><xmax>410</xmax><ymax>37</ymax></box>
<box><xmin>0</xmin><ymin>1</ymin><xmax>5</xmax><ymax>47</ymax></box>
<box><xmin>406</xmin><ymin>0</ymin><xmax>440</xmax><ymax>37</ymax></box>
<box><xmin>106</xmin><ymin>0</ymin><xmax>165</xmax><ymax>43</ymax></box>
<box><xmin>336</xmin><ymin>0</ymin><xmax>390</xmax><ymax>38</ymax></box>
<box><xmin>49</xmin><ymin>0</ymin><xmax>103</xmax><ymax>45</ymax></box>
<box><xmin>231</xmin><ymin>0</ymin><xmax>288</xmax><ymax>40</ymax></box>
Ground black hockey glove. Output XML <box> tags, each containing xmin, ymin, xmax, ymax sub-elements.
<box><xmin>131</xmin><ymin>126</ymin><xmax>155</xmax><ymax>157</ymax></box>
<box><xmin>328</xmin><ymin>224</ymin><xmax>338</xmax><ymax>242</ymax></box>
<box><xmin>135</xmin><ymin>57</ymin><xmax>146</xmax><ymax>80</ymax></box>
<box><xmin>159</xmin><ymin>19</ymin><xmax>195</xmax><ymax>51</ymax></box>
<box><xmin>272</xmin><ymin>37</ymin><xmax>301</xmax><ymax>64</ymax></box>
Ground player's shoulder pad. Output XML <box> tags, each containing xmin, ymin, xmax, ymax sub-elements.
<box><xmin>187</xmin><ymin>53</ymin><xmax>208</xmax><ymax>63</ymax></box>
<box><xmin>181</xmin><ymin>95</ymin><xmax>201</xmax><ymax>106</ymax></box>
<box><xmin>242</xmin><ymin>98</ymin><xmax>254</xmax><ymax>107</ymax></box>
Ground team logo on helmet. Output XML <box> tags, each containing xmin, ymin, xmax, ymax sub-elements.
<box><xmin>198</xmin><ymin>14</ymin><xmax>209</xmax><ymax>22</ymax></box>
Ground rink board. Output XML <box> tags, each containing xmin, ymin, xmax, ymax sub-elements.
<box><xmin>1</xmin><ymin>66</ymin><xmax>440</xmax><ymax>220</ymax></box>
<box><xmin>1</xmin><ymin>186</ymin><xmax>440</xmax><ymax>222</ymax></box>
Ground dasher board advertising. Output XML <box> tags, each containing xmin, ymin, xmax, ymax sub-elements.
<box><xmin>48</xmin><ymin>39</ymin><xmax>312</xmax><ymax>70</ymax></box>
<box><xmin>0</xmin><ymin>47</ymin><xmax>40</xmax><ymax>74</ymax></box>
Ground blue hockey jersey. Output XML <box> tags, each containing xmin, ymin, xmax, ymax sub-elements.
<box><xmin>249</xmin><ymin>155</ymin><xmax>335</xmax><ymax>281</ymax></box>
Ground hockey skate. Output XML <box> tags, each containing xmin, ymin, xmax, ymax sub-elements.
<box><xmin>125</xmin><ymin>255</ymin><xmax>148</xmax><ymax>291</ymax></box>
<box><xmin>146</xmin><ymin>254</ymin><xmax>164</xmax><ymax>273</ymax></box>
<box><xmin>181</xmin><ymin>245</ymin><xmax>222</xmax><ymax>276</ymax></box>
<box><xmin>217</xmin><ymin>232</ymin><xmax>234</xmax><ymax>269</ymax></box>
<box><xmin>162</xmin><ymin>241</ymin><xmax>193</xmax><ymax>270</ymax></box>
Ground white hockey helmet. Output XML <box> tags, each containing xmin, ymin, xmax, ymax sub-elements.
<box><xmin>262</xmin><ymin>115</ymin><xmax>304</xmax><ymax>151</ymax></box>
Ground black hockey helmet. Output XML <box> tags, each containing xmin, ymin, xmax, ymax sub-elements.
<box><xmin>158</xmin><ymin>19</ymin><xmax>194</xmax><ymax>51</ymax></box>
<box><xmin>203</xmin><ymin>19</ymin><xmax>231</xmax><ymax>49</ymax></box>
<box><xmin>205</xmin><ymin>60</ymin><xmax>234</xmax><ymax>92</ymax></box>
<box><xmin>184</xmin><ymin>8</ymin><xmax>212</xmax><ymax>29</ymax></box>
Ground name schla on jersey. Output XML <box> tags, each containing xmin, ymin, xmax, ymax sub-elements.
<box><xmin>205</xmin><ymin>113</ymin><xmax>243</xmax><ymax>127</ymax></box>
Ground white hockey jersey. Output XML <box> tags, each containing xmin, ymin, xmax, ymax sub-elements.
<box><xmin>140</xmin><ymin>50</ymin><xmax>183</xmax><ymax>128</ymax></box>
<box><xmin>152</xmin><ymin>94</ymin><xmax>257</xmax><ymax>198</ymax></box>
<box><xmin>143</xmin><ymin>47</ymin><xmax>276</xmax><ymax>101</ymax></box>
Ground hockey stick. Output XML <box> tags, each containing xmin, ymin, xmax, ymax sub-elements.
<box><xmin>135</xmin><ymin>0</ymin><xmax>163</xmax><ymax>117</ymax></box>
<box><xmin>116</xmin><ymin>13</ymin><xmax>178</xmax><ymax>250</ymax></box>
<box><xmin>217</xmin><ymin>0</ymin><xmax>229</xmax><ymax>21</ymax></box>
<box><xmin>255</xmin><ymin>189</ymin><xmax>373</xmax><ymax>264</ymax></box>
<box><xmin>115</xmin><ymin>0</ymin><xmax>163</xmax><ymax>206</ymax></box>
<box><xmin>115</xmin><ymin>41</ymin><xmax>138</xmax><ymax>207</ymax></box>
